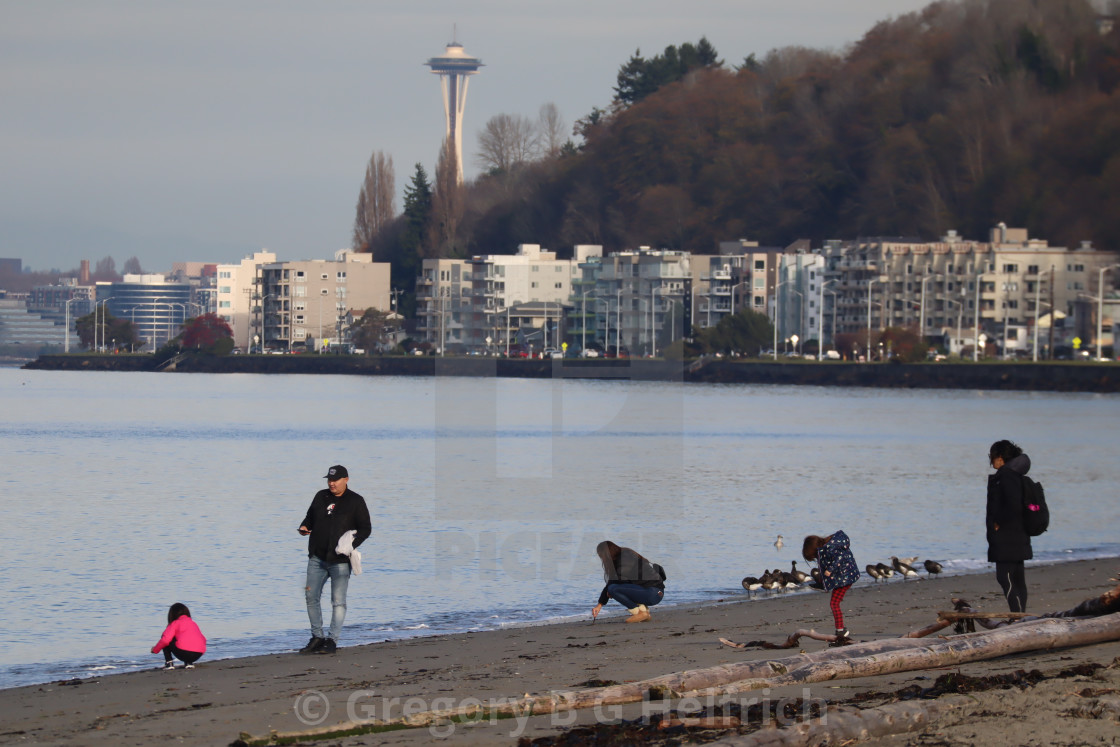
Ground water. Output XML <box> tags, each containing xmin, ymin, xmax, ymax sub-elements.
<box><xmin>2</xmin><ymin>368</ymin><xmax>1118</xmax><ymax>689</ymax></box>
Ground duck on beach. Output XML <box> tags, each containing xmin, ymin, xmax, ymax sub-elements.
<box><xmin>924</xmin><ymin>559</ymin><xmax>944</xmax><ymax>577</ymax></box>
<box><xmin>891</xmin><ymin>556</ymin><xmax>920</xmax><ymax>579</ymax></box>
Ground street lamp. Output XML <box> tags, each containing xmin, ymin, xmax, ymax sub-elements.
<box><xmin>787</xmin><ymin>288</ymin><xmax>804</xmax><ymax>353</ymax></box>
<box><xmin>615</xmin><ymin>287</ymin><xmax>623</xmax><ymax>357</ymax></box>
<box><xmin>817</xmin><ymin>279</ymin><xmax>835</xmax><ymax>360</ymax></box>
<box><xmin>1097</xmin><ymin>264</ymin><xmax>1120</xmax><ymax>361</ymax></box>
<box><xmin>919</xmin><ymin>273</ymin><xmax>944</xmax><ymax>341</ymax></box>
<box><xmin>580</xmin><ymin>291</ymin><xmax>596</xmax><ymax>352</ymax></box>
<box><xmin>773</xmin><ymin>280</ymin><xmax>795</xmax><ymax>360</ymax></box>
<box><xmin>867</xmin><ymin>277</ymin><xmax>884</xmax><ymax>362</ymax></box>
<box><xmin>973</xmin><ymin>273</ymin><xmax>987</xmax><ymax>362</ymax></box>
<box><xmin>64</xmin><ymin>297</ymin><xmax>80</xmax><ymax>353</ymax></box>
<box><xmin>1033</xmin><ymin>266</ymin><xmax>1053</xmax><ymax>362</ymax></box>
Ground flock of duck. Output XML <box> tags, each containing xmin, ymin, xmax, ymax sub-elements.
<box><xmin>740</xmin><ymin>555</ymin><xmax>944</xmax><ymax>597</ymax></box>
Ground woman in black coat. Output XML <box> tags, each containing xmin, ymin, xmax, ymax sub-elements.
<box><xmin>986</xmin><ymin>439</ymin><xmax>1032</xmax><ymax>612</ymax></box>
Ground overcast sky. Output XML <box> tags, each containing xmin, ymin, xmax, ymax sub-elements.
<box><xmin>2</xmin><ymin>0</ymin><xmax>935</xmax><ymax>274</ymax></box>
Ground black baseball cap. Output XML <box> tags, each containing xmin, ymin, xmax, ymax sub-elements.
<box><xmin>324</xmin><ymin>465</ymin><xmax>349</xmax><ymax>480</ymax></box>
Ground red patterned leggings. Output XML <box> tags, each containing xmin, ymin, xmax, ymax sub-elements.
<box><xmin>829</xmin><ymin>585</ymin><xmax>851</xmax><ymax>629</ymax></box>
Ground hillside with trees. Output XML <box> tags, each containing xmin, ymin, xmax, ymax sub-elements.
<box><xmin>356</xmin><ymin>0</ymin><xmax>1120</xmax><ymax>305</ymax></box>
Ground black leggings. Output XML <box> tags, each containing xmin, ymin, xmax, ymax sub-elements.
<box><xmin>995</xmin><ymin>561</ymin><xmax>1028</xmax><ymax>613</ymax></box>
<box><xmin>163</xmin><ymin>644</ymin><xmax>204</xmax><ymax>665</ymax></box>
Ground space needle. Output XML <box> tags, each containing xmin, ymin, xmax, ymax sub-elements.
<box><xmin>425</xmin><ymin>38</ymin><xmax>483</xmax><ymax>183</ymax></box>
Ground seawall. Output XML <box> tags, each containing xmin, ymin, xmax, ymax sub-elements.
<box><xmin>22</xmin><ymin>354</ymin><xmax>1120</xmax><ymax>392</ymax></box>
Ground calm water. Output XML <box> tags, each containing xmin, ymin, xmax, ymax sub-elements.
<box><xmin>2</xmin><ymin>367</ymin><xmax>1118</xmax><ymax>689</ymax></box>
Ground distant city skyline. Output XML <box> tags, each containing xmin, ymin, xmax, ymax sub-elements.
<box><xmin>3</xmin><ymin>1</ymin><xmax>935</xmax><ymax>274</ymax></box>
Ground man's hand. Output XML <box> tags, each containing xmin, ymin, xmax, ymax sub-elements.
<box><xmin>298</xmin><ymin>526</ymin><xmax>311</xmax><ymax>536</ymax></box>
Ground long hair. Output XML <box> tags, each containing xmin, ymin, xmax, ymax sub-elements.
<box><xmin>596</xmin><ymin>540</ymin><xmax>622</xmax><ymax>580</ymax></box>
<box><xmin>168</xmin><ymin>602</ymin><xmax>191</xmax><ymax>624</ymax></box>
<box><xmin>802</xmin><ymin>535</ymin><xmax>831</xmax><ymax>562</ymax></box>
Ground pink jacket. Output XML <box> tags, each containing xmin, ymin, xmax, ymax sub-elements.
<box><xmin>151</xmin><ymin>615</ymin><xmax>207</xmax><ymax>654</ymax></box>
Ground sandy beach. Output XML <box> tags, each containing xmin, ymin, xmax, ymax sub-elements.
<box><xmin>2</xmin><ymin>559</ymin><xmax>1118</xmax><ymax>746</ymax></box>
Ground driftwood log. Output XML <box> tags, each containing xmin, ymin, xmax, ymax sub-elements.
<box><xmin>241</xmin><ymin>613</ymin><xmax>1120</xmax><ymax>744</ymax></box>
<box><xmin>237</xmin><ymin>580</ymin><xmax>1120</xmax><ymax>744</ymax></box>
<box><xmin>707</xmin><ymin>696</ymin><xmax>975</xmax><ymax>747</ymax></box>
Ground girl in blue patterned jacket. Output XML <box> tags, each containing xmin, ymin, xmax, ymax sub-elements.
<box><xmin>803</xmin><ymin>531</ymin><xmax>860</xmax><ymax>646</ymax></box>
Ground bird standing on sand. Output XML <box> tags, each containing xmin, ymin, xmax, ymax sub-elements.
<box><xmin>923</xmin><ymin>559</ymin><xmax>943</xmax><ymax>578</ymax></box>
<box><xmin>866</xmin><ymin>564</ymin><xmax>885</xmax><ymax>582</ymax></box>
<box><xmin>741</xmin><ymin>575</ymin><xmax>762</xmax><ymax>596</ymax></box>
<box><xmin>789</xmin><ymin>561</ymin><xmax>811</xmax><ymax>585</ymax></box>
<box><xmin>774</xmin><ymin>535</ymin><xmax>784</xmax><ymax>550</ymax></box>
<box><xmin>891</xmin><ymin>556</ymin><xmax>919</xmax><ymax>579</ymax></box>
<box><xmin>875</xmin><ymin>562</ymin><xmax>896</xmax><ymax>579</ymax></box>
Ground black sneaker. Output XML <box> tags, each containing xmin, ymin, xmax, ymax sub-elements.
<box><xmin>315</xmin><ymin>638</ymin><xmax>337</xmax><ymax>655</ymax></box>
<box><xmin>299</xmin><ymin>636</ymin><xmax>325</xmax><ymax>655</ymax></box>
<box><xmin>828</xmin><ymin>628</ymin><xmax>851</xmax><ymax>647</ymax></box>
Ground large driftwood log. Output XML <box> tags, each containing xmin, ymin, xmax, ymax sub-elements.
<box><xmin>707</xmin><ymin>696</ymin><xmax>975</xmax><ymax>747</ymax></box>
<box><xmin>242</xmin><ymin>613</ymin><xmax>1120</xmax><ymax>744</ymax></box>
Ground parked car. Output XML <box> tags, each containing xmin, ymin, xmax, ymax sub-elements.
<box><xmin>542</xmin><ymin>348</ymin><xmax>562</xmax><ymax>359</ymax></box>
<box><xmin>579</xmin><ymin>348</ymin><xmax>600</xmax><ymax>358</ymax></box>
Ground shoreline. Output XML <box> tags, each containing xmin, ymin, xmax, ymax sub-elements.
<box><xmin>22</xmin><ymin>353</ymin><xmax>1120</xmax><ymax>392</ymax></box>
<box><xmin>6</xmin><ymin>548</ymin><xmax>1117</xmax><ymax>693</ymax></box>
<box><xmin>3</xmin><ymin>558</ymin><xmax>1119</xmax><ymax>745</ymax></box>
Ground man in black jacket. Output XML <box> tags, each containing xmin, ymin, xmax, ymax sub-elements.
<box><xmin>297</xmin><ymin>465</ymin><xmax>371</xmax><ymax>654</ymax></box>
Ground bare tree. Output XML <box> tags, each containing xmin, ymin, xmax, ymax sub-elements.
<box><xmin>352</xmin><ymin>150</ymin><xmax>396</xmax><ymax>252</ymax></box>
<box><xmin>122</xmin><ymin>256</ymin><xmax>143</xmax><ymax>274</ymax></box>
<box><xmin>475</xmin><ymin>113</ymin><xmax>539</xmax><ymax>174</ymax></box>
<box><xmin>429</xmin><ymin>138</ymin><xmax>465</xmax><ymax>257</ymax></box>
<box><xmin>538</xmin><ymin>103</ymin><xmax>567</xmax><ymax>158</ymax></box>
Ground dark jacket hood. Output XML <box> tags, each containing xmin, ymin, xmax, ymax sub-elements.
<box><xmin>1004</xmin><ymin>453</ymin><xmax>1031</xmax><ymax>477</ymax></box>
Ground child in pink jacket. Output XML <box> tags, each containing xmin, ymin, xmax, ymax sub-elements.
<box><xmin>152</xmin><ymin>603</ymin><xmax>206</xmax><ymax>670</ymax></box>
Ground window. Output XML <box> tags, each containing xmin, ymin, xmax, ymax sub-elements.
<box><xmin>337</xmin><ymin>272</ymin><xmax>347</xmax><ymax>281</ymax></box>
<box><xmin>1027</xmin><ymin>265</ymin><xmax>1039</xmax><ymax>275</ymax></box>
<box><xmin>219</xmin><ymin>286</ymin><xmax>231</xmax><ymax>294</ymax></box>
<box><xmin>219</xmin><ymin>271</ymin><xmax>232</xmax><ymax>279</ymax></box>
<box><xmin>320</xmin><ymin>288</ymin><xmax>329</xmax><ymax>296</ymax></box>
<box><xmin>1002</xmin><ymin>264</ymin><xmax>1018</xmax><ymax>273</ymax></box>
<box><xmin>295</xmin><ymin>286</ymin><xmax>306</xmax><ymax>297</ymax></box>
<box><xmin>532</xmin><ymin>266</ymin><xmax>540</xmax><ymax>272</ymax></box>
<box><xmin>755</xmin><ymin>260</ymin><xmax>765</xmax><ymax>270</ymax></box>
<box><xmin>219</xmin><ymin>300</ymin><xmax>231</xmax><ymax>309</ymax></box>
<box><xmin>296</xmin><ymin>271</ymin><xmax>305</xmax><ymax>278</ymax></box>
<box><xmin>555</xmin><ymin>282</ymin><xmax>563</xmax><ymax>289</ymax></box>
<box><xmin>531</xmin><ymin>281</ymin><xmax>538</xmax><ymax>288</ymax></box>
<box><xmin>321</xmin><ymin>273</ymin><xmax>329</xmax><ymax>280</ymax></box>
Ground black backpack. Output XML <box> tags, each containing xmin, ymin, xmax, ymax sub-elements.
<box><xmin>1021</xmin><ymin>475</ymin><xmax>1049</xmax><ymax>536</ymax></box>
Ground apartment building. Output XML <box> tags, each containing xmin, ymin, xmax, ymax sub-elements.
<box><xmin>259</xmin><ymin>252</ymin><xmax>390</xmax><ymax>352</ymax></box>
<box><xmin>425</xmin><ymin>244</ymin><xmax>598</xmax><ymax>352</ymax></box>
<box><xmin>822</xmin><ymin>226</ymin><xmax>1120</xmax><ymax>357</ymax></box>
<box><xmin>215</xmin><ymin>250</ymin><xmax>277</xmax><ymax>350</ymax></box>
<box><xmin>591</xmin><ymin>249</ymin><xmax>690</xmax><ymax>355</ymax></box>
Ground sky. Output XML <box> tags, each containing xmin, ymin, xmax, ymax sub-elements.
<box><xmin>2</xmin><ymin>0</ymin><xmax>936</xmax><ymax>274</ymax></box>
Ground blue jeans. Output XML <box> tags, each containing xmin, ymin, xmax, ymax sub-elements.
<box><xmin>606</xmin><ymin>583</ymin><xmax>663</xmax><ymax>610</ymax></box>
<box><xmin>305</xmin><ymin>556</ymin><xmax>351</xmax><ymax>641</ymax></box>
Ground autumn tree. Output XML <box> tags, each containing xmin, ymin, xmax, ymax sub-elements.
<box><xmin>179</xmin><ymin>312</ymin><xmax>234</xmax><ymax>353</ymax></box>
<box><xmin>352</xmin><ymin>150</ymin><xmax>396</xmax><ymax>252</ymax></box>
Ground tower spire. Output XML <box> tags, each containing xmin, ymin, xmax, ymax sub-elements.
<box><xmin>424</xmin><ymin>39</ymin><xmax>483</xmax><ymax>184</ymax></box>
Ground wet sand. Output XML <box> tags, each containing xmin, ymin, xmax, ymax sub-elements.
<box><xmin>1</xmin><ymin>559</ymin><xmax>1118</xmax><ymax>746</ymax></box>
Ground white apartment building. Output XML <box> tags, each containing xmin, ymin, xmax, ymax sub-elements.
<box><xmin>259</xmin><ymin>251</ymin><xmax>390</xmax><ymax>352</ymax></box>
<box><xmin>216</xmin><ymin>250</ymin><xmax>277</xmax><ymax>351</ymax></box>
<box><xmin>823</xmin><ymin>226</ymin><xmax>1120</xmax><ymax>357</ymax></box>
<box><xmin>460</xmin><ymin>244</ymin><xmax>599</xmax><ymax>351</ymax></box>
